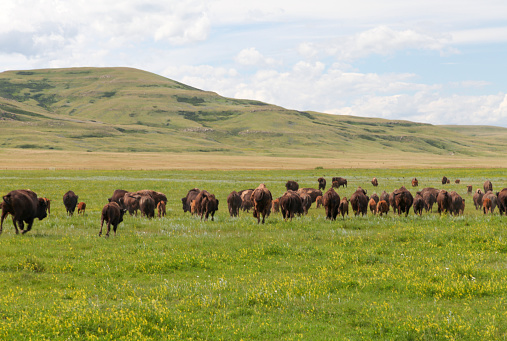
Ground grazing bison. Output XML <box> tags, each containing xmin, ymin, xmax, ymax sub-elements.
<box><xmin>140</xmin><ymin>195</ymin><xmax>155</xmax><ymax>219</ymax></box>
<box><xmin>338</xmin><ymin>197</ymin><xmax>349</xmax><ymax>219</ymax></box>
<box><xmin>467</xmin><ymin>185</ymin><xmax>473</xmax><ymax>194</ymax></box>
<box><xmin>251</xmin><ymin>184</ymin><xmax>272</xmax><ymax>224</ymax></box>
<box><xmin>332</xmin><ymin>177</ymin><xmax>347</xmax><ymax>189</ymax></box>
<box><xmin>99</xmin><ymin>202</ymin><xmax>126</xmax><ymax>237</ymax></box>
<box><xmin>350</xmin><ymin>187</ymin><xmax>368</xmax><ymax>216</ymax></box>
<box><xmin>482</xmin><ymin>198</ymin><xmax>492</xmax><ymax>214</ymax></box>
<box><xmin>380</xmin><ymin>191</ymin><xmax>390</xmax><ymax>211</ymax></box>
<box><xmin>323</xmin><ymin>188</ymin><xmax>340</xmax><ymax>220</ymax></box>
<box><xmin>227</xmin><ymin>191</ymin><xmax>242</xmax><ymax>217</ymax></box>
<box><xmin>411</xmin><ymin>178</ymin><xmax>419</xmax><ymax>187</ymax></box>
<box><xmin>157</xmin><ymin>201</ymin><xmax>166</xmax><ymax>218</ymax></box>
<box><xmin>393</xmin><ymin>186</ymin><xmax>414</xmax><ymax>216</ymax></box>
<box><xmin>1</xmin><ymin>190</ymin><xmax>48</xmax><ymax>235</ymax></box>
<box><xmin>134</xmin><ymin>190</ymin><xmax>167</xmax><ymax>207</ymax></box>
<box><xmin>280</xmin><ymin>190</ymin><xmax>303</xmax><ymax>221</ymax></box>
<box><xmin>77</xmin><ymin>202</ymin><xmax>86</xmax><ymax>215</ymax></box>
<box><xmin>297</xmin><ymin>188</ymin><xmax>323</xmax><ymax>203</ymax></box>
<box><xmin>200</xmin><ymin>192</ymin><xmax>219</xmax><ymax>221</ymax></box>
<box><xmin>315</xmin><ymin>195</ymin><xmax>323</xmax><ymax>208</ymax></box>
<box><xmin>317</xmin><ymin>177</ymin><xmax>326</xmax><ymax>191</ymax></box>
<box><xmin>239</xmin><ymin>189</ymin><xmax>254</xmax><ymax>212</ymax></box>
<box><xmin>377</xmin><ymin>200</ymin><xmax>389</xmax><ymax>216</ymax></box>
<box><xmin>371</xmin><ymin>177</ymin><xmax>378</xmax><ymax>187</ymax></box>
<box><xmin>285</xmin><ymin>180</ymin><xmax>299</xmax><ymax>191</ymax></box>
<box><xmin>484</xmin><ymin>180</ymin><xmax>493</xmax><ymax>193</ymax></box>
<box><xmin>182</xmin><ymin>188</ymin><xmax>200</xmax><ymax>213</ymax></box>
<box><xmin>449</xmin><ymin>191</ymin><xmax>465</xmax><ymax>216</ymax></box>
<box><xmin>108</xmin><ymin>189</ymin><xmax>129</xmax><ymax>205</ymax></box>
<box><xmin>413</xmin><ymin>194</ymin><xmax>424</xmax><ymax>215</ymax></box>
<box><xmin>437</xmin><ymin>190</ymin><xmax>452</xmax><ymax>214</ymax></box>
<box><xmin>442</xmin><ymin>176</ymin><xmax>448</xmax><ymax>185</ymax></box>
<box><xmin>473</xmin><ymin>189</ymin><xmax>483</xmax><ymax>210</ymax></box>
<box><xmin>482</xmin><ymin>191</ymin><xmax>498</xmax><ymax>214</ymax></box>
<box><xmin>497</xmin><ymin>188</ymin><xmax>507</xmax><ymax>216</ymax></box>
<box><xmin>368</xmin><ymin>198</ymin><xmax>377</xmax><ymax>215</ymax></box>
<box><xmin>271</xmin><ymin>198</ymin><xmax>280</xmax><ymax>213</ymax></box>
<box><xmin>123</xmin><ymin>193</ymin><xmax>141</xmax><ymax>216</ymax></box>
<box><xmin>63</xmin><ymin>190</ymin><xmax>79</xmax><ymax>216</ymax></box>
<box><xmin>418</xmin><ymin>187</ymin><xmax>439</xmax><ymax>212</ymax></box>
<box><xmin>455</xmin><ymin>179</ymin><xmax>460</xmax><ymax>184</ymax></box>
<box><xmin>370</xmin><ymin>193</ymin><xmax>379</xmax><ymax>204</ymax></box>
<box><xmin>299</xmin><ymin>192</ymin><xmax>312</xmax><ymax>215</ymax></box>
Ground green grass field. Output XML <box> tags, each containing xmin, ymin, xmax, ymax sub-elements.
<box><xmin>1</xmin><ymin>168</ymin><xmax>506</xmax><ymax>340</ymax></box>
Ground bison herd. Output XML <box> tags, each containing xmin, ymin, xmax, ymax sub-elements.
<box><xmin>1</xmin><ymin>176</ymin><xmax>507</xmax><ymax>236</ymax></box>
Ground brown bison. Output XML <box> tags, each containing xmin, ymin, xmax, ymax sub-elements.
<box><xmin>332</xmin><ymin>177</ymin><xmax>347</xmax><ymax>189</ymax></box>
<box><xmin>449</xmin><ymin>191</ymin><xmax>464</xmax><ymax>216</ymax></box>
<box><xmin>280</xmin><ymin>190</ymin><xmax>303</xmax><ymax>221</ymax></box>
<box><xmin>484</xmin><ymin>180</ymin><xmax>493</xmax><ymax>193</ymax></box>
<box><xmin>482</xmin><ymin>197</ymin><xmax>492</xmax><ymax>214</ymax></box>
<box><xmin>297</xmin><ymin>188</ymin><xmax>323</xmax><ymax>203</ymax></box>
<box><xmin>467</xmin><ymin>185</ymin><xmax>473</xmax><ymax>194</ymax></box>
<box><xmin>99</xmin><ymin>202</ymin><xmax>126</xmax><ymax>237</ymax></box>
<box><xmin>371</xmin><ymin>177</ymin><xmax>378</xmax><ymax>187</ymax></box>
<box><xmin>417</xmin><ymin>187</ymin><xmax>439</xmax><ymax>212</ymax></box>
<box><xmin>369</xmin><ymin>198</ymin><xmax>377</xmax><ymax>215</ymax></box>
<box><xmin>442</xmin><ymin>176</ymin><xmax>448</xmax><ymax>185</ymax></box>
<box><xmin>455</xmin><ymin>179</ymin><xmax>460</xmax><ymax>184</ymax></box>
<box><xmin>108</xmin><ymin>189</ymin><xmax>128</xmax><ymax>205</ymax></box>
<box><xmin>1</xmin><ymin>190</ymin><xmax>48</xmax><ymax>235</ymax></box>
<box><xmin>482</xmin><ymin>191</ymin><xmax>498</xmax><ymax>214</ymax></box>
<box><xmin>437</xmin><ymin>190</ymin><xmax>451</xmax><ymax>214</ymax></box>
<box><xmin>251</xmin><ymin>184</ymin><xmax>272</xmax><ymax>224</ymax></box>
<box><xmin>323</xmin><ymin>188</ymin><xmax>340</xmax><ymax>220</ymax></box>
<box><xmin>140</xmin><ymin>195</ymin><xmax>156</xmax><ymax>219</ymax></box>
<box><xmin>41</xmin><ymin>197</ymin><xmax>51</xmax><ymax>215</ymax></box>
<box><xmin>377</xmin><ymin>200</ymin><xmax>389</xmax><ymax>216</ymax></box>
<box><xmin>271</xmin><ymin>198</ymin><xmax>280</xmax><ymax>213</ymax></box>
<box><xmin>315</xmin><ymin>195</ymin><xmax>323</xmax><ymax>208</ymax></box>
<box><xmin>77</xmin><ymin>202</ymin><xmax>86</xmax><ymax>215</ymax></box>
<box><xmin>299</xmin><ymin>192</ymin><xmax>312</xmax><ymax>215</ymax></box>
<box><xmin>338</xmin><ymin>197</ymin><xmax>349</xmax><ymax>218</ymax></box>
<box><xmin>317</xmin><ymin>177</ymin><xmax>326</xmax><ymax>191</ymax></box>
<box><xmin>157</xmin><ymin>201</ymin><xmax>166</xmax><ymax>218</ymax></box>
<box><xmin>133</xmin><ymin>190</ymin><xmax>167</xmax><ymax>207</ymax></box>
<box><xmin>123</xmin><ymin>193</ymin><xmax>141</xmax><ymax>216</ymax></box>
<box><xmin>413</xmin><ymin>194</ymin><xmax>424</xmax><ymax>215</ymax></box>
<box><xmin>239</xmin><ymin>189</ymin><xmax>255</xmax><ymax>212</ymax></box>
<box><xmin>227</xmin><ymin>191</ymin><xmax>242</xmax><ymax>217</ymax></box>
<box><xmin>285</xmin><ymin>180</ymin><xmax>299</xmax><ymax>191</ymax></box>
<box><xmin>351</xmin><ymin>187</ymin><xmax>368</xmax><ymax>216</ymax></box>
<box><xmin>182</xmin><ymin>188</ymin><xmax>200</xmax><ymax>213</ymax></box>
<box><xmin>380</xmin><ymin>191</ymin><xmax>390</xmax><ymax>211</ymax></box>
<box><xmin>473</xmin><ymin>189</ymin><xmax>483</xmax><ymax>210</ymax></box>
<box><xmin>411</xmin><ymin>178</ymin><xmax>418</xmax><ymax>187</ymax></box>
<box><xmin>497</xmin><ymin>188</ymin><xmax>507</xmax><ymax>216</ymax></box>
<box><xmin>393</xmin><ymin>186</ymin><xmax>413</xmax><ymax>216</ymax></box>
<box><xmin>63</xmin><ymin>190</ymin><xmax>79</xmax><ymax>216</ymax></box>
<box><xmin>193</xmin><ymin>190</ymin><xmax>219</xmax><ymax>221</ymax></box>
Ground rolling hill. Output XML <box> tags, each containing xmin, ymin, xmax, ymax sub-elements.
<box><xmin>0</xmin><ymin>67</ymin><xmax>506</xmax><ymax>166</ymax></box>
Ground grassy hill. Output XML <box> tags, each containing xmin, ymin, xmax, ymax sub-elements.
<box><xmin>0</xmin><ymin>67</ymin><xmax>506</xmax><ymax>162</ymax></box>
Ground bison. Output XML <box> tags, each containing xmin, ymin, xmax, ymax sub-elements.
<box><xmin>338</xmin><ymin>197</ymin><xmax>349</xmax><ymax>219</ymax></box>
<box><xmin>411</xmin><ymin>178</ymin><xmax>418</xmax><ymax>187</ymax></box>
<box><xmin>371</xmin><ymin>177</ymin><xmax>378</xmax><ymax>187</ymax></box>
<box><xmin>297</xmin><ymin>188</ymin><xmax>323</xmax><ymax>203</ymax></box>
<box><xmin>437</xmin><ymin>190</ymin><xmax>452</xmax><ymax>214</ymax></box>
<box><xmin>299</xmin><ymin>192</ymin><xmax>312</xmax><ymax>215</ymax></box>
<box><xmin>193</xmin><ymin>190</ymin><xmax>219</xmax><ymax>221</ymax></box>
<box><xmin>317</xmin><ymin>177</ymin><xmax>326</xmax><ymax>191</ymax></box>
<box><xmin>350</xmin><ymin>187</ymin><xmax>368</xmax><ymax>216</ymax></box>
<box><xmin>285</xmin><ymin>180</ymin><xmax>299</xmax><ymax>191</ymax></box>
<box><xmin>239</xmin><ymin>189</ymin><xmax>254</xmax><ymax>212</ymax></box>
<box><xmin>280</xmin><ymin>190</ymin><xmax>304</xmax><ymax>221</ymax></box>
<box><xmin>497</xmin><ymin>188</ymin><xmax>507</xmax><ymax>216</ymax></box>
<box><xmin>323</xmin><ymin>188</ymin><xmax>340</xmax><ymax>220</ymax></box>
<box><xmin>63</xmin><ymin>190</ymin><xmax>78</xmax><ymax>216</ymax></box>
<box><xmin>418</xmin><ymin>187</ymin><xmax>439</xmax><ymax>212</ymax></box>
<box><xmin>369</xmin><ymin>198</ymin><xmax>377</xmax><ymax>215</ymax></box>
<box><xmin>133</xmin><ymin>190</ymin><xmax>167</xmax><ymax>207</ymax></box>
<box><xmin>271</xmin><ymin>198</ymin><xmax>280</xmax><ymax>213</ymax></box>
<box><xmin>332</xmin><ymin>177</ymin><xmax>347</xmax><ymax>189</ymax></box>
<box><xmin>482</xmin><ymin>191</ymin><xmax>498</xmax><ymax>214</ymax></box>
<box><xmin>123</xmin><ymin>193</ymin><xmax>141</xmax><ymax>216</ymax></box>
<box><xmin>140</xmin><ymin>195</ymin><xmax>155</xmax><ymax>219</ymax></box>
<box><xmin>157</xmin><ymin>201</ymin><xmax>166</xmax><ymax>218</ymax></box>
<box><xmin>41</xmin><ymin>197</ymin><xmax>51</xmax><ymax>215</ymax></box>
<box><xmin>455</xmin><ymin>179</ymin><xmax>460</xmax><ymax>184</ymax></box>
<box><xmin>251</xmin><ymin>184</ymin><xmax>272</xmax><ymax>224</ymax></box>
<box><xmin>413</xmin><ymin>194</ymin><xmax>424</xmax><ymax>215</ymax></box>
<box><xmin>108</xmin><ymin>189</ymin><xmax>128</xmax><ymax>205</ymax></box>
<box><xmin>377</xmin><ymin>200</ymin><xmax>389</xmax><ymax>216</ymax></box>
<box><xmin>449</xmin><ymin>191</ymin><xmax>464</xmax><ymax>216</ymax></box>
<box><xmin>393</xmin><ymin>186</ymin><xmax>413</xmax><ymax>216</ymax></box>
<box><xmin>1</xmin><ymin>190</ymin><xmax>48</xmax><ymax>235</ymax></box>
<box><xmin>380</xmin><ymin>191</ymin><xmax>390</xmax><ymax>211</ymax></box>
<box><xmin>227</xmin><ymin>191</ymin><xmax>242</xmax><ymax>217</ymax></box>
<box><xmin>77</xmin><ymin>202</ymin><xmax>86</xmax><ymax>215</ymax></box>
<box><xmin>483</xmin><ymin>197</ymin><xmax>492</xmax><ymax>214</ymax></box>
<box><xmin>99</xmin><ymin>202</ymin><xmax>126</xmax><ymax>237</ymax></box>
<box><xmin>442</xmin><ymin>176</ymin><xmax>448</xmax><ymax>185</ymax></box>
<box><xmin>182</xmin><ymin>188</ymin><xmax>200</xmax><ymax>213</ymax></box>
<box><xmin>315</xmin><ymin>195</ymin><xmax>323</xmax><ymax>208</ymax></box>
<box><xmin>473</xmin><ymin>189</ymin><xmax>483</xmax><ymax>210</ymax></box>
<box><xmin>484</xmin><ymin>180</ymin><xmax>493</xmax><ymax>193</ymax></box>
<box><xmin>467</xmin><ymin>185</ymin><xmax>473</xmax><ymax>194</ymax></box>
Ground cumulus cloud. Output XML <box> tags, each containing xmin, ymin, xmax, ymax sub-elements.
<box><xmin>234</xmin><ymin>48</ymin><xmax>278</xmax><ymax>67</ymax></box>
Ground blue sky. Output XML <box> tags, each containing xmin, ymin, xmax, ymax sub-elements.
<box><xmin>1</xmin><ymin>0</ymin><xmax>507</xmax><ymax>126</ymax></box>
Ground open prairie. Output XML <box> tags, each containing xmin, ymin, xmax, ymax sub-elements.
<box><xmin>1</xmin><ymin>168</ymin><xmax>506</xmax><ymax>340</ymax></box>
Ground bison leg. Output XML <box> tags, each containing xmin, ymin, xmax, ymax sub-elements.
<box><xmin>0</xmin><ymin>210</ymin><xmax>8</xmax><ymax>234</ymax></box>
<box><xmin>22</xmin><ymin>219</ymin><xmax>34</xmax><ymax>234</ymax></box>
<box><xmin>113</xmin><ymin>224</ymin><xmax>118</xmax><ymax>236</ymax></box>
<box><xmin>105</xmin><ymin>221</ymin><xmax>112</xmax><ymax>237</ymax></box>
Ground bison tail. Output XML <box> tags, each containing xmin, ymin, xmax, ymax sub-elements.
<box><xmin>2</xmin><ymin>194</ymin><xmax>11</xmax><ymax>205</ymax></box>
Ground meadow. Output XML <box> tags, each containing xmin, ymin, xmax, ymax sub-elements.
<box><xmin>1</xmin><ymin>168</ymin><xmax>507</xmax><ymax>340</ymax></box>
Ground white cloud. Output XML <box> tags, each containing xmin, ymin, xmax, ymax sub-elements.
<box><xmin>234</xmin><ymin>48</ymin><xmax>278</xmax><ymax>67</ymax></box>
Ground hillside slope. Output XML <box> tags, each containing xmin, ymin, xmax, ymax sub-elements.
<box><xmin>0</xmin><ymin>67</ymin><xmax>506</xmax><ymax>159</ymax></box>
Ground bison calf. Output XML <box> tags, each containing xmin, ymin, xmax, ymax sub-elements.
<box><xmin>377</xmin><ymin>200</ymin><xmax>389</xmax><ymax>216</ymax></box>
<box><xmin>77</xmin><ymin>202</ymin><xmax>86</xmax><ymax>215</ymax></box>
<box><xmin>483</xmin><ymin>198</ymin><xmax>492</xmax><ymax>214</ymax></box>
<box><xmin>99</xmin><ymin>202</ymin><xmax>126</xmax><ymax>237</ymax></box>
<box><xmin>157</xmin><ymin>201</ymin><xmax>166</xmax><ymax>218</ymax></box>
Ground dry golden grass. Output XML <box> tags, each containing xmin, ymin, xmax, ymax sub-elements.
<box><xmin>1</xmin><ymin>148</ymin><xmax>506</xmax><ymax>170</ymax></box>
